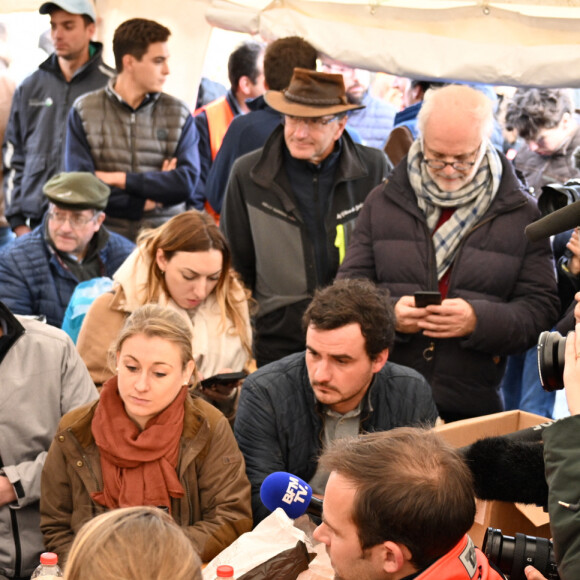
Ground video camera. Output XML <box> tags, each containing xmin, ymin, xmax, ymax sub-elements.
<box><xmin>483</xmin><ymin>527</ymin><xmax>559</xmax><ymax>580</ymax></box>
<box><xmin>538</xmin><ymin>180</ymin><xmax>580</xmax><ymax>218</ymax></box>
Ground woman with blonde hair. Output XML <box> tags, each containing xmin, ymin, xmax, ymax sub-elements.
<box><xmin>77</xmin><ymin>210</ymin><xmax>253</xmax><ymax>417</ymax></box>
<box><xmin>64</xmin><ymin>506</ymin><xmax>202</xmax><ymax>580</ymax></box>
<box><xmin>41</xmin><ymin>304</ymin><xmax>252</xmax><ymax>563</ymax></box>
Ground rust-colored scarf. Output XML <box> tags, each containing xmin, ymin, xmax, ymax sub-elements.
<box><xmin>90</xmin><ymin>376</ymin><xmax>186</xmax><ymax>512</ymax></box>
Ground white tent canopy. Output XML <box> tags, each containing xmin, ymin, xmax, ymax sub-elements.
<box><xmin>3</xmin><ymin>0</ymin><xmax>580</xmax><ymax>103</ymax></box>
<box><xmin>206</xmin><ymin>0</ymin><xmax>580</xmax><ymax>87</ymax></box>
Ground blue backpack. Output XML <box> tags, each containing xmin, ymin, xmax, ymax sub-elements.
<box><xmin>61</xmin><ymin>277</ymin><xmax>114</xmax><ymax>343</ymax></box>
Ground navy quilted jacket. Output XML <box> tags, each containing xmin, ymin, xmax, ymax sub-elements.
<box><xmin>0</xmin><ymin>220</ymin><xmax>134</xmax><ymax>327</ymax></box>
<box><xmin>234</xmin><ymin>351</ymin><xmax>438</xmax><ymax>524</ymax></box>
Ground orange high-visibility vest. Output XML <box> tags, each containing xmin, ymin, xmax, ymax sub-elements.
<box><xmin>194</xmin><ymin>96</ymin><xmax>236</xmax><ymax>222</ymax></box>
<box><xmin>196</xmin><ymin>96</ymin><xmax>236</xmax><ymax>160</ymax></box>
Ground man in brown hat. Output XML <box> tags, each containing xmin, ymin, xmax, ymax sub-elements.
<box><xmin>221</xmin><ymin>68</ymin><xmax>389</xmax><ymax>366</ymax></box>
<box><xmin>0</xmin><ymin>172</ymin><xmax>134</xmax><ymax>327</ymax></box>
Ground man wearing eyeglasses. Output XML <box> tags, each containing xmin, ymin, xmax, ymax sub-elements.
<box><xmin>221</xmin><ymin>68</ymin><xmax>389</xmax><ymax>367</ymax></box>
<box><xmin>338</xmin><ymin>84</ymin><xmax>559</xmax><ymax>422</ymax></box>
<box><xmin>0</xmin><ymin>172</ymin><xmax>134</xmax><ymax>327</ymax></box>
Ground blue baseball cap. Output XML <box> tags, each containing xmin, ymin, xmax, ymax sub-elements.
<box><xmin>39</xmin><ymin>0</ymin><xmax>97</xmax><ymax>22</ymax></box>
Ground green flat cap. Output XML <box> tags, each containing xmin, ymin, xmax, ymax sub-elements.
<box><xmin>43</xmin><ymin>172</ymin><xmax>110</xmax><ymax>211</ymax></box>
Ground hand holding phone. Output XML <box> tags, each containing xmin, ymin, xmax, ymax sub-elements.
<box><xmin>414</xmin><ymin>291</ymin><xmax>442</xmax><ymax>308</ymax></box>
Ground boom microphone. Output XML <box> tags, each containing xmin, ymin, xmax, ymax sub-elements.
<box><xmin>260</xmin><ymin>472</ymin><xmax>323</xmax><ymax>519</ymax></box>
<box><xmin>525</xmin><ymin>199</ymin><xmax>580</xmax><ymax>241</ymax></box>
<box><xmin>461</xmin><ymin>435</ymin><xmax>549</xmax><ymax>506</ymax></box>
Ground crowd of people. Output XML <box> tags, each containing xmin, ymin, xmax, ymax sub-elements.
<box><xmin>1</xmin><ymin>0</ymin><xmax>580</xmax><ymax>579</ymax></box>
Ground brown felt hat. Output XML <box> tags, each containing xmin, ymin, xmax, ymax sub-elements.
<box><xmin>264</xmin><ymin>68</ymin><xmax>365</xmax><ymax>118</ymax></box>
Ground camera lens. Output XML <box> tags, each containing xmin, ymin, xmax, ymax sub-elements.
<box><xmin>483</xmin><ymin>527</ymin><xmax>559</xmax><ymax>580</ymax></box>
<box><xmin>537</xmin><ymin>331</ymin><xmax>566</xmax><ymax>392</ymax></box>
<box><xmin>538</xmin><ymin>185</ymin><xmax>570</xmax><ymax>216</ymax></box>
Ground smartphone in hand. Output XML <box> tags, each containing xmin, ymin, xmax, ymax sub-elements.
<box><xmin>200</xmin><ymin>371</ymin><xmax>247</xmax><ymax>390</ymax></box>
<box><xmin>414</xmin><ymin>291</ymin><xmax>442</xmax><ymax>308</ymax></box>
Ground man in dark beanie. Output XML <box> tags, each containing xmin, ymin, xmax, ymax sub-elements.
<box><xmin>0</xmin><ymin>172</ymin><xmax>134</xmax><ymax>327</ymax></box>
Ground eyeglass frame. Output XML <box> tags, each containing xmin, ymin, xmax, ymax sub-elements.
<box><xmin>421</xmin><ymin>142</ymin><xmax>484</xmax><ymax>172</ymax></box>
<box><xmin>47</xmin><ymin>208</ymin><xmax>102</xmax><ymax>229</ymax></box>
<box><xmin>283</xmin><ymin>114</ymin><xmax>345</xmax><ymax>129</ymax></box>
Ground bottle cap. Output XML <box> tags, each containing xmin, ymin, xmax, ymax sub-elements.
<box><xmin>40</xmin><ymin>553</ymin><xmax>58</xmax><ymax>566</ymax></box>
<box><xmin>216</xmin><ymin>565</ymin><xmax>234</xmax><ymax>577</ymax></box>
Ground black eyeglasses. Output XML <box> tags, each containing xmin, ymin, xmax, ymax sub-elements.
<box><xmin>283</xmin><ymin>115</ymin><xmax>342</xmax><ymax>129</ymax></box>
<box><xmin>422</xmin><ymin>143</ymin><xmax>483</xmax><ymax>172</ymax></box>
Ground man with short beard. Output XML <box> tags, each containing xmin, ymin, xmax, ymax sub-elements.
<box><xmin>234</xmin><ymin>279</ymin><xmax>438</xmax><ymax>524</ymax></box>
<box><xmin>3</xmin><ymin>0</ymin><xmax>114</xmax><ymax>237</ymax></box>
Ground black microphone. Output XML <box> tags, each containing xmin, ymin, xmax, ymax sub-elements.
<box><xmin>525</xmin><ymin>199</ymin><xmax>580</xmax><ymax>241</ymax></box>
<box><xmin>460</xmin><ymin>429</ymin><xmax>549</xmax><ymax>506</ymax></box>
<box><xmin>486</xmin><ymin>422</ymin><xmax>552</xmax><ymax>444</ymax></box>
<box><xmin>260</xmin><ymin>472</ymin><xmax>323</xmax><ymax>518</ymax></box>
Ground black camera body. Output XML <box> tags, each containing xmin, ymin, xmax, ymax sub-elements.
<box><xmin>483</xmin><ymin>527</ymin><xmax>559</xmax><ymax>580</ymax></box>
<box><xmin>538</xmin><ymin>180</ymin><xmax>580</xmax><ymax>217</ymax></box>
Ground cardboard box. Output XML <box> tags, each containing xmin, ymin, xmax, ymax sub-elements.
<box><xmin>434</xmin><ymin>410</ymin><xmax>553</xmax><ymax>547</ymax></box>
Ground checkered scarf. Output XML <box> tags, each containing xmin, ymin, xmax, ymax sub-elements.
<box><xmin>407</xmin><ymin>138</ymin><xmax>503</xmax><ymax>279</ymax></box>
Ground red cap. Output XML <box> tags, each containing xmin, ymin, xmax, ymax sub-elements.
<box><xmin>216</xmin><ymin>565</ymin><xmax>234</xmax><ymax>577</ymax></box>
<box><xmin>40</xmin><ymin>553</ymin><xmax>58</xmax><ymax>566</ymax></box>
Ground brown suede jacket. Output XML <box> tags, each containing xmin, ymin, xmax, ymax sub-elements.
<box><xmin>40</xmin><ymin>392</ymin><xmax>252</xmax><ymax>563</ymax></box>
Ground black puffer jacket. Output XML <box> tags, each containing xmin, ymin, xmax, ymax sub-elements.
<box><xmin>338</xmin><ymin>155</ymin><xmax>560</xmax><ymax>417</ymax></box>
<box><xmin>234</xmin><ymin>352</ymin><xmax>438</xmax><ymax>523</ymax></box>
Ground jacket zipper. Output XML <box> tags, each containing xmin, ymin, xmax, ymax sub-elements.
<box><xmin>9</xmin><ymin>508</ymin><xmax>22</xmax><ymax>578</ymax></box>
<box><xmin>130</xmin><ymin>113</ymin><xmax>136</xmax><ymax>172</ymax></box>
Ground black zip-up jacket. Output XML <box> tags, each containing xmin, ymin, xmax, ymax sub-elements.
<box><xmin>221</xmin><ymin>125</ymin><xmax>388</xmax><ymax>365</ymax></box>
<box><xmin>338</xmin><ymin>154</ymin><xmax>560</xmax><ymax>418</ymax></box>
<box><xmin>3</xmin><ymin>42</ymin><xmax>114</xmax><ymax>229</ymax></box>
<box><xmin>234</xmin><ymin>352</ymin><xmax>438</xmax><ymax>524</ymax></box>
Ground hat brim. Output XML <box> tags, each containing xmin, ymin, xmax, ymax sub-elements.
<box><xmin>265</xmin><ymin>91</ymin><xmax>364</xmax><ymax>118</ymax></box>
<box><xmin>50</xmin><ymin>200</ymin><xmax>105</xmax><ymax>212</ymax></box>
<box><xmin>39</xmin><ymin>2</ymin><xmax>96</xmax><ymax>21</ymax></box>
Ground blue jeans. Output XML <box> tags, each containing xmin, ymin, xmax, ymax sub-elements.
<box><xmin>501</xmin><ymin>346</ymin><xmax>555</xmax><ymax>419</ymax></box>
<box><xmin>0</xmin><ymin>226</ymin><xmax>15</xmax><ymax>249</ymax></box>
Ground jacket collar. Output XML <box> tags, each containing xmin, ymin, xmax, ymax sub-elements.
<box><xmin>226</xmin><ymin>89</ymin><xmax>243</xmax><ymax>116</ymax></box>
<box><xmin>250</xmin><ymin>125</ymin><xmax>371</xmax><ymax>192</ymax></box>
<box><xmin>247</xmin><ymin>94</ymin><xmax>270</xmax><ymax>112</ymax></box>
<box><xmin>39</xmin><ymin>40</ymin><xmax>106</xmax><ymax>81</ymax></box>
<box><xmin>106</xmin><ymin>78</ymin><xmax>161</xmax><ymax>112</ymax></box>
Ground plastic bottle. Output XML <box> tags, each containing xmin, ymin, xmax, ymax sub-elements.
<box><xmin>215</xmin><ymin>564</ymin><xmax>235</xmax><ymax>579</ymax></box>
<box><xmin>30</xmin><ymin>552</ymin><xmax>63</xmax><ymax>579</ymax></box>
